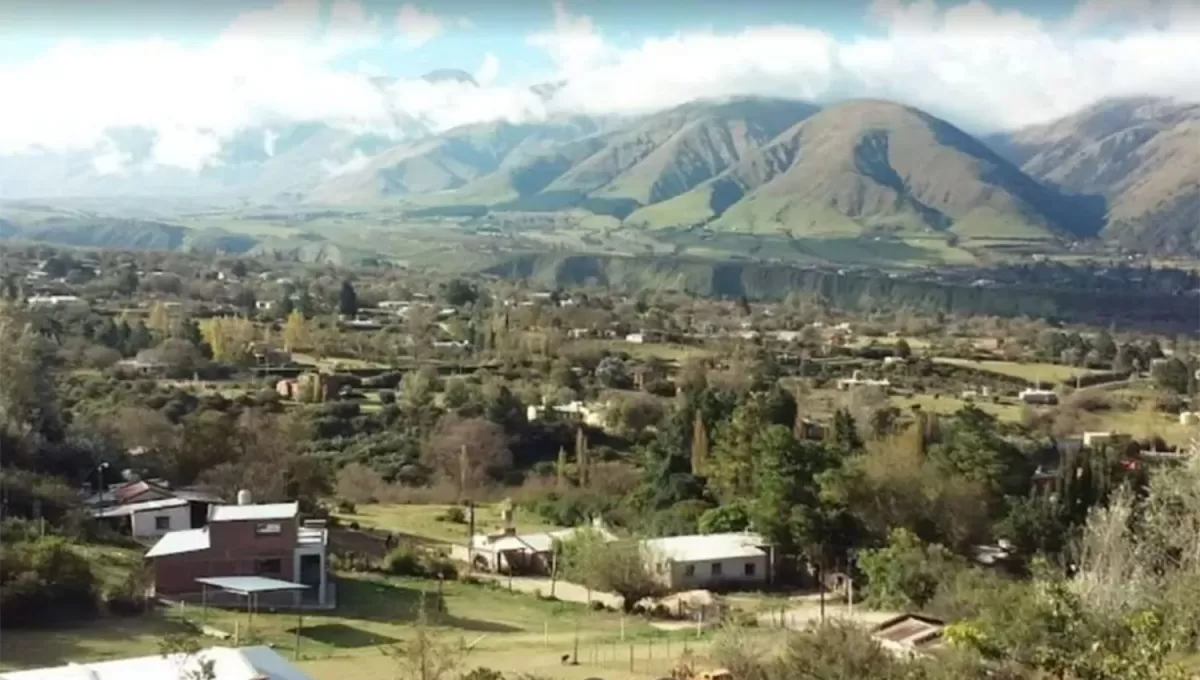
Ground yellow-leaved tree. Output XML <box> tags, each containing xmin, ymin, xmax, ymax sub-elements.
<box><xmin>281</xmin><ymin>310</ymin><xmax>311</xmax><ymax>352</ymax></box>
<box><xmin>198</xmin><ymin>317</ymin><xmax>256</xmax><ymax>364</ymax></box>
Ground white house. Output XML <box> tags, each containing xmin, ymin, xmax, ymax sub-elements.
<box><xmin>26</xmin><ymin>294</ymin><xmax>85</xmax><ymax>307</ymax></box>
<box><xmin>468</xmin><ymin>517</ymin><xmax>616</xmax><ymax>574</ymax></box>
<box><xmin>1018</xmin><ymin>388</ymin><xmax>1059</xmax><ymax>405</ymax></box>
<box><xmin>836</xmin><ymin>371</ymin><xmax>891</xmax><ymax>391</ymax></box>
<box><xmin>526</xmin><ymin>400</ymin><xmax>608</xmax><ymax>428</ymax></box>
<box><xmin>642</xmin><ymin>532</ymin><xmax>770</xmax><ymax>591</ymax></box>
<box><xmin>0</xmin><ymin>645</ymin><xmax>312</xmax><ymax>680</ymax></box>
<box><xmin>91</xmin><ymin>497</ymin><xmax>193</xmax><ymax>539</ymax></box>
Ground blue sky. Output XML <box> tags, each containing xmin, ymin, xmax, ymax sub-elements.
<box><xmin>0</xmin><ymin>0</ymin><xmax>1196</xmax><ymax>168</ymax></box>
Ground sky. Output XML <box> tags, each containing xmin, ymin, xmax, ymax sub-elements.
<box><xmin>1</xmin><ymin>0</ymin><xmax>1198</xmax><ymax>171</ymax></box>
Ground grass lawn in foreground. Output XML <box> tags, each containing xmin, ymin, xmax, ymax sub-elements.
<box><xmin>335</xmin><ymin>503</ymin><xmax>564</xmax><ymax>545</ymax></box>
<box><xmin>933</xmin><ymin>358</ymin><xmax>1096</xmax><ymax>384</ymax></box>
<box><xmin>0</xmin><ymin>573</ymin><xmax>711</xmax><ymax>679</ymax></box>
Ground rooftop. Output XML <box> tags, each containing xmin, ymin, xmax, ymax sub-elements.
<box><xmin>642</xmin><ymin>532</ymin><xmax>768</xmax><ymax>562</ymax></box>
<box><xmin>90</xmin><ymin>497</ymin><xmax>188</xmax><ymax>518</ymax></box>
<box><xmin>145</xmin><ymin>527</ymin><xmax>210</xmax><ymax>558</ymax></box>
<box><xmin>209</xmin><ymin>502</ymin><xmax>299</xmax><ymax>523</ymax></box>
<box><xmin>195</xmin><ymin>576</ymin><xmax>310</xmax><ymax>595</ymax></box>
<box><xmin>0</xmin><ymin>645</ymin><xmax>312</xmax><ymax>680</ymax></box>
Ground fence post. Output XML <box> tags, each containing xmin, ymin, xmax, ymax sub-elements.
<box><xmin>629</xmin><ymin>644</ymin><xmax>634</xmax><ymax>672</ymax></box>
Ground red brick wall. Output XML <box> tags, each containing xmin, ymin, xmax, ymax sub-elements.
<box><xmin>153</xmin><ymin>518</ymin><xmax>298</xmax><ymax>594</ymax></box>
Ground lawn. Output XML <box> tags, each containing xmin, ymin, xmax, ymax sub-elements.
<box><xmin>891</xmin><ymin>393</ymin><xmax>1027</xmax><ymax>422</ymax></box>
<box><xmin>0</xmin><ymin>574</ymin><xmax>709</xmax><ymax>680</ymax></box>
<box><xmin>335</xmin><ymin>503</ymin><xmax>564</xmax><ymax>546</ymax></box>
<box><xmin>933</xmin><ymin>358</ymin><xmax>1096</xmax><ymax>384</ymax></box>
<box><xmin>563</xmin><ymin>339</ymin><xmax>716</xmax><ymax>363</ymax></box>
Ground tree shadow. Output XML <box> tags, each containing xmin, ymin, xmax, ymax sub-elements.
<box><xmin>289</xmin><ymin>623</ymin><xmax>400</xmax><ymax>648</ymax></box>
<box><xmin>308</xmin><ymin>576</ymin><xmax>523</xmax><ymax>634</ymax></box>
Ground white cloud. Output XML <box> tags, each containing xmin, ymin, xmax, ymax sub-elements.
<box><xmin>475</xmin><ymin>53</ymin><xmax>501</xmax><ymax>87</ymax></box>
<box><xmin>395</xmin><ymin>4</ymin><xmax>443</xmax><ymax>48</ymax></box>
<box><xmin>1</xmin><ymin>0</ymin><xmax>1199</xmax><ymax>175</ymax></box>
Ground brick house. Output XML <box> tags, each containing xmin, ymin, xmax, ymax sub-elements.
<box><xmin>146</xmin><ymin>499</ymin><xmax>329</xmax><ymax>605</ymax></box>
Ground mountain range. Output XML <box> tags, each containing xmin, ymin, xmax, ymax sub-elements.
<box><xmin>0</xmin><ymin>93</ymin><xmax>1197</xmax><ymax>255</ymax></box>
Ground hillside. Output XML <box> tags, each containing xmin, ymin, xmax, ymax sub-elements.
<box><xmin>306</xmin><ymin>118</ymin><xmax>603</xmax><ymax>204</ymax></box>
<box><xmin>627</xmin><ymin>100</ymin><xmax>1100</xmax><ymax>240</ymax></box>
<box><xmin>988</xmin><ymin>97</ymin><xmax>1200</xmax><ymax>252</ymax></box>
<box><xmin>439</xmin><ymin>97</ymin><xmax>819</xmax><ymax>214</ymax></box>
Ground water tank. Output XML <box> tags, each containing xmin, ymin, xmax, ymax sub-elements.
<box><xmin>236</xmin><ymin>489</ymin><xmax>252</xmax><ymax>506</ymax></box>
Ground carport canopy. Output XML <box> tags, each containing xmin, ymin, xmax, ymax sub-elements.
<box><xmin>195</xmin><ymin>576</ymin><xmax>309</xmax><ymax>595</ymax></box>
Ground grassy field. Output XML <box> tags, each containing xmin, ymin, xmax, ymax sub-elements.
<box><xmin>335</xmin><ymin>503</ymin><xmax>564</xmax><ymax>545</ymax></box>
<box><xmin>891</xmin><ymin>393</ymin><xmax>1027</xmax><ymax>422</ymax></box>
<box><xmin>563</xmin><ymin>339</ymin><xmax>716</xmax><ymax>363</ymax></box>
<box><xmin>0</xmin><ymin>574</ymin><xmax>713</xmax><ymax>680</ymax></box>
<box><xmin>933</xmin><ymin>358</ymin><xmax>1096</xmax><ymax>383</ymax></box>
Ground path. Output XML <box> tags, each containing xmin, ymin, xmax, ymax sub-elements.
<box><xmin>470</xmin><ymin>571</ymin><xmax>624</xmax><ymax>610</ymax></box>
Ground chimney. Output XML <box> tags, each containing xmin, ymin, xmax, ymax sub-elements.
<box><xmin>236</xmin><ymin>489</ymin><xmax>252</xmax><ymax>506</ymax></box>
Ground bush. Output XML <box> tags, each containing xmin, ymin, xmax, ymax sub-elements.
<box><xmin>0</xmin><ymin>537</ymin><xmax>97</xmax><ymax>626</ymax></box>
<box><xmin>378</xmin><ymin>390</ymin><xmax>396</xmax><ymax>405</ymax></box>
<box><xmin>425</xmin><ymin>555</ymin><xmax>459</xmax><ymax>580</ymax></box>
<box><xmin>440</xmin><ymin>506</ymin><xmax>467</xmax><ymax>524</ymax></box>
<box><xmin>336</xmin><ymin>499</ymin><xmax>357</xmax><ymax>514</ymax></box>
<box><xmin>382</xmin><ymin>546</ymin><xmax>424</xmax><ymax>576</ymax></box>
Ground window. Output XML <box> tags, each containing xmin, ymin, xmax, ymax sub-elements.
<box><xmin>256</xmin><ymin>558</ymin><xmax>282</xmax><ymax>576</ymax></box>
<box><xmin>744</xmin><ymin>562</ymin><xmax>757</xmax><ymax>577</ymax></box>
<box><xmin>155</xmin><ymin>516</ymin><xmax>171</xmax><ymax>531</ymax></box>
<box><xmin>711</xmin><ymin>562</ymin><xmax>723</xmax><ymax>577</ymax></box>
<box><xmin>683</xmin><ymin>564</ymin><xmax>696</xmax><ymax>577</ymax></box>
<box><xmin>255</xmin><ymin>522</ymin><xmax>282</xmax><ymax>536</ymax></box>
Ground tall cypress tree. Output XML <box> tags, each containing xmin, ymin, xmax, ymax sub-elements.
<box><xmin>690</xmin><ymin>411</ymin><xmax>709</xmax><ymax>475</ymax></box>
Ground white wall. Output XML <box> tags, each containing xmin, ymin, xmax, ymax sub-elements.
<box><xmin>666</xmin><ymin>555</ymin><xmax>768</xmax><ymax>591</ymax></box>
<box><xmin>130</xmin><ymin>505</ymin><xmax>192</xmax><ymax>538</ymax></box>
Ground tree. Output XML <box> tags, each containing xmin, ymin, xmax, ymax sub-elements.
<box><xmin>381</xmin><ymin>592</ymin><xmax>463</xmax><ymax>680</ymax></box>
<box><xmin>595</xmin><ymin>356</ymin><xmax>629</xmax><ymax>389</ymax></box>
<box><xmin>198</xmin><ymin>317</ymin><xmax>256</xmax><ymax>364</ymax></box>
<box><xmin>0</xmin><ymin>304</ymin><xmax>63</xmax><ymax>445</ymax></box>
<box><xmin>1152</xmin><ymin>357</ymin><xmax>1190</xmax><ymax>394</ymax></box>
<box><xmin>444</xmin><ymin>279</ymin><xmax>479</xmax><ymax>307</ymax></box>
<box><xmin>338</xmin><ymin>280</ymin><xmax>358</xmax><ymax>317</ymax></box>
<box><xmin>561</xmin><ymin>530</ymin><xmax>665</xmax><ymax>612</ymax></box>
<box><xmin>857</xmin><ymin>528</ymin><xmax>963</xmax><ymax>610</ymax></box>
<box><xmin>147</xmin><ymin>302</ymin><xmax>172</xmax><ymax>340</ymax></box>
<box><xmin>1093</xmin><ymin>331</ymin><xmax>1118</xmax><ymax>363</ymax></box>
<box><xmin>575</xmin><ymin>427</ymin><xmax>588</xmax><ymax>488</ymax></box>
<box><xmin>893</xmin><ymin>338</ymin><xmax>912</xmax><ymax>359</ymax></box>
<box><xmin>422</xmin><ymin>416</ymin><xmax>512</xmax><ymax>496</ymax></box>
<box><xmin>281</xmin><ymin>310</ymin><xmax>312</xmax><ymax>352</ymax></box>
<box><xmin>689</xmin><ymin>411</ymin><xmax>709</xmax><ymax>475</ymax></box>
<box><xmin>158</xmin><ymin>633</ymin><xmax>216</xmax><ymax>680</ymax></box>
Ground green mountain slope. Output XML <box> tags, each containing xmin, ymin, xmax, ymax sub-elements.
<box><xmin>629</xmin><ymin>100</ymin><xmax>1099</xmax><ymax>240</ymax></box>
<box><xmin>306</xmin><ymin>118</ymin><xmax>602</xmax><ymax>204</ymax></box>
<box><xmin>438</xmin><ymin>97</ymin><xmax>818</xmax><ymax>213</ymax></box>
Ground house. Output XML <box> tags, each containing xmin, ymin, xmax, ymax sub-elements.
<box><xmin>26</xmin><ymin>294</ymin><xmax>85</xmax><ymax>307</ymax></box>
<box><xmin>469</xmin><ymin>516</ymin><xmax>615</xmax><ymax>575</ymax></box>
<box><xmin>146</xmin><ymin>495</ymin><xmax>331</xmax><ymax>606</ymax></box>
<box><xmin>87</xmin><ymin>479</ymin><xmax>222</xmax><ymax>529</ymax></box>
<box><xmin>1018</xmin><ymin>388</ymin><xmax>1059</xmax><ymax>405</ymax></box>
<box><xmin>642</xmin><ymin>532</ymin><xmax>771</xmax><ymax>591</ymax></box>
<box><xmin>525</xmin><ymin>400</ymin><xmax>608</xmax><ymax>428</ymax></box>
<box><xmin>1082</xmin><ymin>431</ymin><xmax>1131</xmax><ymax>449</ymax></box>
<box><xmin>92</xmin><ymin>497</ymin><xmax>200</xmax><ymax>539</ymax></box>
<box><xmin>0</xmin><ymin>645</ymin><xmax>313</xmax><ymax>680</ymax></box>
<box><xmin>836</xmin><ymin>371</ymin><xmax>891</xmax><ymax>391</ymax></box>
<box><xmin>872</xmin><ymin>614</ymin><xmax>946</xmax><ymax>658</ymax></box>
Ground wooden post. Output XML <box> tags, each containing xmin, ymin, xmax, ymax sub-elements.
<box><xmin>295</xmin><ymin>610</ymin><xmax>302</xmax><ymax>660</ymax></box>
<box><xmin>628</xmin><ymin>645</ymin><xmax>634</xmax><ymax>672</ymax></box>
<box><xmin>466</xmin><ymin>501</ymin><xmax>476</xmax><ymax>575</ymax></box>
<box><xmin>544</xmin><ymin>620</ymin><xmax>549</xmax><ymax>646</ymax></box>
<box><xmin>572</xmin><ymin>618</ymin><xmax>580</xmax><ymax>665</ymax></box>
<box><xmin>620</xmin><ymin>614</ymin><xmax>625</xmax><ymax>641</ymax></box>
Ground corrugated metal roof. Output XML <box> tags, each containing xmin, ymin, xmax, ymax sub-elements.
<box><xmin>145</xmin><ymin>528</ymin><xmax>210</xmax><ymax>557</ymax></box>
<box><xmin>195</xmin><ymin>576</ymin><xmax>309</xmax><ymax>594</ymax></box>
<box><xmin>90</xmin><ymin>497</ymin><xmax>188</xmax><ymax>518</ymax></box>
<box><xmin>642</xmin><ymin>532</ymin><xmax>768</xmax><ymax>563</ymax></box>
<box><xmin>0</xmin><ymin>645</ymin><xmax>313</xmax><ymax>680</ymax></box>
<box><xmin>209</xmin><ymin>502</ymin><xmax>299</xmax><ymax>522</ymax></box>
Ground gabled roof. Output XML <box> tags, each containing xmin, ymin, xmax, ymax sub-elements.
<box><xmin>642</xmin><ymin>532</ymin><xmax>769</xmax><ymax>562</ymax></box>
<box><xmin>0</xmin><ymin>645</ymin><xmax>313</xmax><ymax>680</ymax></box>
<box><xmin>209</xmin><ymin>502</ymin><xmax>299</xmax><ymax>522</ymax></box>
<box><xmin>146</xmin><ymin>528</ymin><xmax>210</xmax><ymax>558</ymax></box>
<box><xmin>91</xmin><ymin>497</ymin><xmax>189</xmax><ymax>518</ymax></box>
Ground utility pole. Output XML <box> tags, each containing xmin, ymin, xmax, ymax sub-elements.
<box><xmin>466</xmin><ymin>500</ymin><xmax>476</xmax><ymax>574</ymax></box>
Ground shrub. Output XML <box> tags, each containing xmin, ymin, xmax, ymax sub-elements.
<box><xmin>440</xmin><ymin>506</ymin><xmax>467</xmax><ymax>524</ymax></box>
<box><xmin>378</xmin><ymin>390</ymin><xmax>396</xmax><ymax>405</ymax></box>
<box><xmin>383</xmin><ymin>546</ymin><xmax>424</xmax><ymax>576</ymax></box>
<box><xmin>0</xmin><ymin>537</ymin><xmax>97</xmax><ymax>626</ymax></box>
<box><xmin>335</xmin><ymin>499</ymin><xmax>357</xmax><ymax>514</ymax></box>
